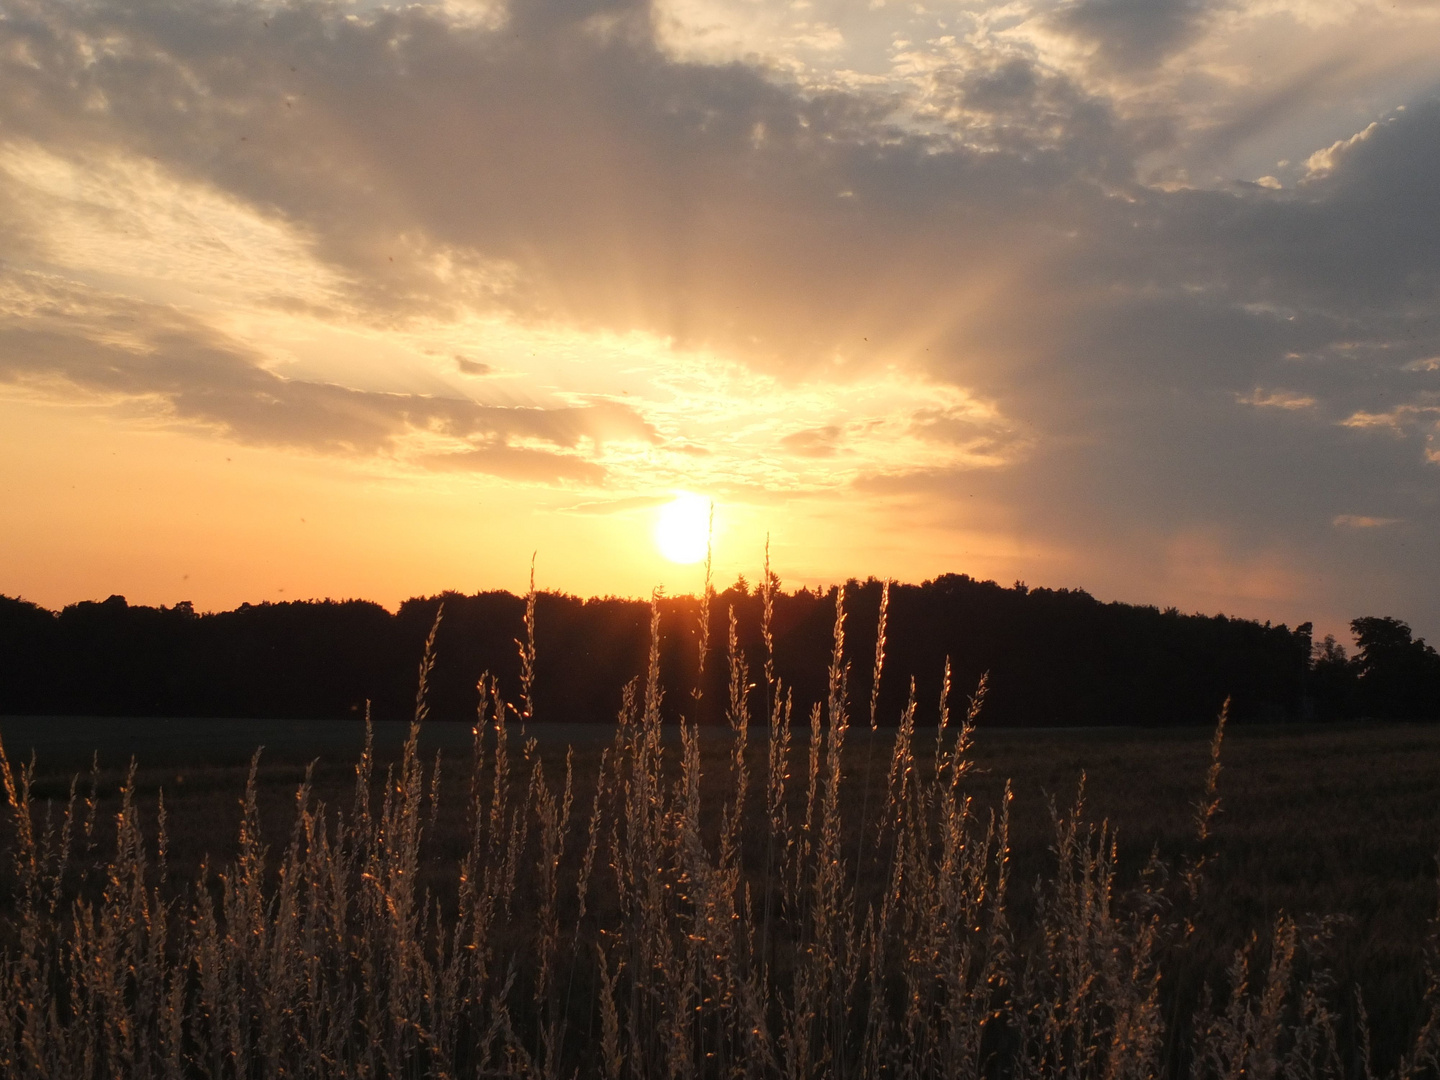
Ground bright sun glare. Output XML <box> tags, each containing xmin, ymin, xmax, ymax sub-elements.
<box><xmin>655</xmin><ymin>493</ymin><xmax>712</xmax><ymax>565</ymax></box>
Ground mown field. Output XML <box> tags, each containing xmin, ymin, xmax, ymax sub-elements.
<box><xmin>3</xmin><ymin>704</ymin><xmax>1439</xmax><ymax>1077</ymax></box>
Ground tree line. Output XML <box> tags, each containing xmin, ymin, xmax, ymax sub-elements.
<box><xmin>1</xmin><ymin>574</ymin><xmax>1435</xmax><ymax>725</ymax></box>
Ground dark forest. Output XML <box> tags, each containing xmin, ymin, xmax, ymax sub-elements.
<box><xmin>2</xmin><ymin>575</ymin><xmax>1436</xmax><ymax>725</ymax></box>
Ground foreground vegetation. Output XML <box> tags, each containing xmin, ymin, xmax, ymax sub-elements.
<box><xmin>3</xmin><ymin>580</ymin><xmax>1440</xmax><ymax>1078</ymax></box>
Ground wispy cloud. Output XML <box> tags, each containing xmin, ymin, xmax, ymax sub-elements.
<box><xmin>780</xmin><ymin>426</ymin><xmax>843</xmax><ymax>458</ymax></box>
<box><xmin>1238</xmin><ymin>388</ymin><xmax>1316</xmax><ymax>410</ymax></box>
<box><xmin>423</xmin><ymin>446</ymin><xmax>608</xmax><ymax>483</ymax></box>
<box><xmin>0</xmin><ymin>270</ymin><xmax>654</xmax><ymax>474</ymax></box>
<box><xmin>1333</xmin><ymin>514</ymin><xmax>1403</xmax><ymax>529</ymax></box>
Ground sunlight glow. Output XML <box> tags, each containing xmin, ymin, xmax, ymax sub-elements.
<box><xmin>655</xmin><ymin>493</ymin><xmax>712</xmax><ymax>565</ymax></box>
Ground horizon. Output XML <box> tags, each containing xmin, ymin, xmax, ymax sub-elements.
<box><xmin>3</xmin><ymin>0</ymin><xmax>1439</xmax><ymax>644</ymax></box>
<box><xmin>0</xmin><ymin>554</ymin><xmax>1378</xmax><ymax>645</ymax></box>
<box><xmin>4</xmin><ymin>568</ymin><xmax>1335</xmax><ymax>643</ymax></box>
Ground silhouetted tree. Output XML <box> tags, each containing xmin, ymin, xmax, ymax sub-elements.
<box><xmin>0</xmin><ymin>580</ymin><xmax>1364</xmax><ymax>726</ymax></box>
<box><xmin>1350</xmin><ymin>616</ymin><xmax>1440</xmax><ymax>719</ymax></box>
<box><xmin>1308</xmin><ymin>632</ymin><xmax>1358</xmax><ymax>720</ymax></box>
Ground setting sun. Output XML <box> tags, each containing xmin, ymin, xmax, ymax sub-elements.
<box><xmin>654</xmin><ymin>493</ymin><xmax>712</xmax><ymax>565</ymax></box>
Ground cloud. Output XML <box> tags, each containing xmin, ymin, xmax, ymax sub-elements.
<box><xmin>0</xmin><ymin>270</ymin><xmax>652</xmax><ymax>472</ymax></box>
<box><xmin>780</xmin><ymin>425</ymin><xmax>842</xmax><ymax>458</ymax></box>
<box><xmin>1238</xmin><ymin>388</ymin><xmax>1316</xmax><ymax>410</ymax></box>
<box><xmin>559</xmin><ymin>494</ymin><xmax>674</xmax><ymax>514</ymax></box>
<box><xmin>1333</xmin><ymin>514</ymin><xmax>1403</xmax><ymax>529</ymax></box>
<box><xmin>3</xmin><ymin>0</ymin><xmax>1434</xmax><ymax>389</ymax></box>
<box><xmin>1340</xmin><ymin>400</ymin><xmax>1440</xmax><ymax>435</ymax></box>
<box><xmin>455</xmin><ymin>356</ymin><xmax>494</xmax><ymax>376</ymax></box>
<box><xmin>0</xmin><ymin>0</ymin><xmax>1148</xmax><ymax>372</ymax></box>
<box><xmin>423</xmin><ymin>446</ymin><xmax>608</xmax><ymax>483</ymax></box>
<box><xmin>1050</xmin><ymin>0</ymin><xmax>1219</xmax><ymax>73</ymax></box>
<box><xmin>1304</xmin><ymin>122</ymin><xmax>1381</xmax><ymax>178</ymax></box>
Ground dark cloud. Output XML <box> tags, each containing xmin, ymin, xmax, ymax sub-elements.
<box><xmin>927</xmin><ymin>55</ymin><xmax>1159</xmax><ymax>171</ymax></box>
<box><xmin>1</xmin><ymin>0</ymin><xmax>1434</xmax><ymax>378</ymax></box>
<box><xmin>0</xmin><ymin>0</ymin><xmax>1124</xmax><ymax>368</ymax></box>
<box><xmin>455</xmin><ymin>356</ymin><xmax>493</xmax><ymax>376</ymax></box>
<box><xmin>909</xmin><ymin>409</ymin><xmax>1025</xmax><ymax>463</ymax></box>
<box><xmin>1051</xmin><ymin>0</ymin><xmax>1220</xmax><ymax>72</ymax></box>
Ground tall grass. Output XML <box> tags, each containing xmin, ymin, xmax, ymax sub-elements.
<box><xmin>2</xmin><ymin>586</ymin><xmax>1439</xmax><ymax>1079</ymax></box>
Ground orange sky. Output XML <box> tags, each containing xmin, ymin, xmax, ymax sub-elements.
<box><xmin>2</xmin><ymin>0</ymin><xmax>1440</xmax><ymax>643</ymax></box>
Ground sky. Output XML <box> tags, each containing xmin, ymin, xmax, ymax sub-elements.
<box><xmin>1</xmin><ymin>0</ymin><xmax>1438</xmax><ymax>642</ymax></box>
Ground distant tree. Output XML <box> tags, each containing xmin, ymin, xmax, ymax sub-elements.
<box><xmin>0</xmin><ymin>580</ymin><xmax>1325</xmax><ymax>726</ymax></box>
<box><xmin>1350</xmin><ymin>616</ymin><xmax>1440</xmax><ymax>720</ymax></box>
<box><xmin>0</xmin><ymin>595</ymin><xmax>56</xmax><ymax>713</ymax></box>
<box><xmin>1314</xmin><ymin>634</ymin><xmax>1347</xmax><ymax>664</ymax></box>
<box><xmin>1309</xmin><ymin>633</ymin><xmax>1358</xmax><ymax>720</ymax></box>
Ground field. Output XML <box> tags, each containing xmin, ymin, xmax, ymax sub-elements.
<box><xmin>3</xmin><ymin>605</ymin><xmax>1440</xmax><ymax>1078</ymax></box>
<box><xmin>3</xmin><ymin>713</ymin><xmax>1439</xmax><ymax>1075</ymax></box>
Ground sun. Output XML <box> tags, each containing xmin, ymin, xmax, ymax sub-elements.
<box><xmin>655</xmin><ymin>493</ymin><xmax>712</xmax><ymax>565</ymax></box>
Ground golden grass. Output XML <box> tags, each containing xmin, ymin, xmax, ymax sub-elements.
<box><xmin>2</xmin><ymin>588</ymin><xmax>1440</xmax><ymax>1079</ymax></box>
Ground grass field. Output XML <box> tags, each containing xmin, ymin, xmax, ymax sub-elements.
<box><xmin>3</xmin><ymin>714</ymin><xmax>1437</xmax><ymax>941</ymax></box>
<box><xmin>3</xmin><ymin>716</ymin><xmax>1439</xmax><ymax>1074</ymax></box>
<box><xmin>3</xmin><ymin>598</ymin><xmax>1440</xmax><ymax>1077</ymax></box>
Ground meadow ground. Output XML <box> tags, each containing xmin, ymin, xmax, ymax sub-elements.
<box><xmin>2</xmin><ymin>712</ymin><xmax>1438</xmax><ymax>1073</ymax></box>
